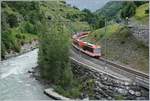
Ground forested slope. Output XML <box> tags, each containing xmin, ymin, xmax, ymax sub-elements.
<box><xmin>1</xmin><ymin>1</ymin><xmax>90</xmax><ymax>59</ymax></box>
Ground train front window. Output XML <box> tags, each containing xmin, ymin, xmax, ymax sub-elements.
<box><xmin>83</xmin><ymin>45</ymin><xmax>93</xmax><ymax>53</ymax></box>
<box><xmin>94</xmin><ymin>48</ymin><xmax>100</xmax><ymax>54</ymax></box>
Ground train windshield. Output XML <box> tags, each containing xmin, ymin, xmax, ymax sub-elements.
<box><xmin>94</xmin><ymin>48</ymin><xmax>101</xmax><ymax>54</ymax></box>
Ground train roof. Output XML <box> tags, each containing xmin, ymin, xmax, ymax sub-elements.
<box><xmin>87</xmin><ymin>43</ymin><xmax>101</xmax><ymax>48</ymax></box>
<box><xmin>79</xmin><ymin>40</ymin><xmax>101</xmax><ymax>49</ymax></box>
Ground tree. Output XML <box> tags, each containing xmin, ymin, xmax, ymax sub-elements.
<box><xmin>73</xmin><ymin>6</ymin><xmax>79</xmax><ymax>10</ymax></box>
<box><xmin>38</xmin><ymin>18</ymin><xmax>73</xmax><ymax>86</ymax></box>
<box><xmin>134</xmin><ymin>1</ymin><xmax>148</xmax><ymax>7</ymax></box>
<box><xmin>120</xmin><ymin>1</ymin><xmax>136</xmax><ymax>19</ymax></box>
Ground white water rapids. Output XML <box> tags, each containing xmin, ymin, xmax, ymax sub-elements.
<box><xmin>0</xmin><ymin>49</ymin><xmax>51</xmax><ymax>100</ymax></box>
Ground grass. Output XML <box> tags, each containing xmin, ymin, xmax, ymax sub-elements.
<box><xmin>40</xmin><ymin>1</ymin><xmax>90</xmax><ymax>33</ymax></box>
<box><xmin>82</xmin><ymin>23</ymin><xmax>122</xmax><ymax>44</ymax></box>
<box><xmin>69</xmin><ymin>21</ymin><xmax>90</xmax><ymax>32</ymax></box>
<box><xmin>40</xmin><ymin>1</ymin><xmax>82</xmax><ymax>20</ymax></box>
<box><xmin>11</xmin><ymin>28</ymin><xmax>38</xmax><ymax>43</ymax></box>
<box><xmin>134</xmin><ymin>3</ymin><xmax>149</xmax><ymax>24</ymax></box>
<box><xmin>82</xmin><ymin>24</ymin><xmax>149</xmax><ymax>73</ymax></box>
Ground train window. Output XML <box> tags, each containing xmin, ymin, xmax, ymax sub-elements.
<box><xmin>94</xmin><ymin>48</ymin><xmax>101</xmax><ymax>54</ymax></box>
<box><xmin>73</xmin><ymin>40</ymin><xmax>79</xmax><ymax>46</ymax></box>
<box><xmin>83</xmin><ymin>45</ymin><xmax>93</xmax><ymax>53</ymax></box>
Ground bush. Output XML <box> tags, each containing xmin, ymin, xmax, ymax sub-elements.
<box><xmin>15</xmin><ymin>34</ymin><xmax>22</xmax><ymax>39</ymax></box>
<box><xmin>13</xmin><ymin>42</ymin><xmax>21</xmax><ymax>52</ymax></box>
<box><xmin>73</xmin><ymin>6</ymin><xmax>79</xmax><ymax>10</ymax></box>
<box><xmin>60</xmin><ymin>1</ymin><xmax>66</xmax><ymax>4</ymax></box>
<box><xmin>134</xmin><ymin>1</ymin><xmax>148</xmax><ymax>7</ymax></box>
<box><xmin>54</xmin><ymin>81</ymin><xmax>82</xmax><ymax>98</ymax></box>
<box><xmin>145</xmin><ymin>9</ymin><xmax>149</xmax><ymax>14</ymax></box>
<box><xmin>8</xmin><ymin>13</ymin><xmax>19</xmax><ymax>28</ymax></box>
<box><xmin>24</xmin><ymin>22</ymin><xmax>35</xmax><ymax>34</ymax></box>
<box><xmin>115</xmin><ymin>95</ymin><xmax>125</xmax><ymax>100</ymax></box>
<box><xmin>38</xmin><ymin>21</ymin><xmax>73</xmax><ymax>86</ymax></box>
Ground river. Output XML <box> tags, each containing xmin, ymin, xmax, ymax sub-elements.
<box><xmin>0</xmin><ymin>49</ymin><xmax>51</xmax><ymax>100</ymax></box>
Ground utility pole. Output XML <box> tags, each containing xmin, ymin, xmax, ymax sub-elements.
<box><xmin>104</xmin><ymin>18</ymin><xmax>108</xmax><ymax>74</ymax></box>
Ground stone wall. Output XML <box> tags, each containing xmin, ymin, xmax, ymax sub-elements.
<box><xmin>129</xmin><ymin>26</ymin><xmax>149</xmax><ymax>46</ymax></box>
<box><xmin>71</xmin><ymin>59</ymin><xmax>149</xmax><ymax>100</ymax></box>
<box><xmin>127</xmin><ymin>20</ymin><xmax>149</xmax><ymax>47</ymax></box>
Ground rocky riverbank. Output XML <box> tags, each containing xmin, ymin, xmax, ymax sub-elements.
<box><xmin>71</xmin><ymin>62</ymin><xmax>149</xmax><ymax>100</ymax></box>
<box><xmin>30</xmin><ymin>60</ymin><xmax>149</xmax><ymax>100</ymax></box>
<box><xmin>3</xmin><ymin>40</ymin><xmax>38</xmax><ymax>60</ymax></box>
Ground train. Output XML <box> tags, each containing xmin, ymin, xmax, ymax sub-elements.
<box><xmin>72</xmin><ymin>32</ymin><xmax>101</xmax><ymax>58</ymax></box>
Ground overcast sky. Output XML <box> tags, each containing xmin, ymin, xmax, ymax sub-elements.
<box><xmin>65</xmin><ymin>0</ymin><xmax>110</xmax><ymax>12</ymax></box>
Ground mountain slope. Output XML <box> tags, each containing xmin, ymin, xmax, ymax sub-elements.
<box><xmin>95</xmin><ymin>1</ymin><xmax>123</xmax><ymax>19</ymax></box>
<box><xmin>1</xmin><ymin>1</ymin><xmax>90</xmax><ymax>59</ymax></box>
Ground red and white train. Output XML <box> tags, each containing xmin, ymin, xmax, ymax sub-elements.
<box><xmin>72</xmin><ymin>32</ymin><xmax>101</xmax><ymax>58</ymax></box>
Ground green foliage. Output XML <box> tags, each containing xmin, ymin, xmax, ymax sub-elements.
<box><xmin>54</xmin><ymin>75</ymin><xmax>83</xmax><ymax>98</ymax></box>
<box><xmin>86</xmin><ymin>79</ymin><xmax>94</xmax><ymax>97</ymax></box>
<box><xmin>8</xmin><ymin>13</ymin><xmax>20</xmax><ymax>28</ymax></box>
<box><xmin>81</xmin><ymin>9</ymin><xmax>105</xmax><ymax>30</ymax></box>
<box><xmin>54</xmin><ymin>84</ymin><xmax>81</xmax><ymax>98</ymax></box>
<box><xmin>145</xmin><ymin>9</ymin><xmax>149</xmax><ymax>14</ymax></box>
<box><xmin>38</xmin><ymin>20</ymin><xmax>73</xmax><ymax>86</ymax></box>
<box><xmin>24</xmin><ymin>21</ymin><xmax>35</xmax><ymax>34</ymax></box>
<box><xmin>96</xmin><ymin>1</ymin><xmax>149</xmax><ymax>21</ymax></box>
<box><xmin>134</xmin><ymin>1</ymin><xmax>148</xmax><ymax>7</ymax></box>
<box><xmin>83</xmin><ymin>23</ymin><xmax>121</xmax><ymax>43</ymax></box>
<box><xmin>81</xmin><ymin>9</ymin><xmax>96</xmax><ymax>25</ymax></box>
<box><xmin>121</xmin><ymin>1</ymin><xmax>136</xmax><ymax>19</ymax></box>
<box><xmin>1</xmin><ymin>1</ymin><xmax>44</xmax><ymax>58</ymax></box>
<box><xmin>2</xmin><ymin>29</ymin><xmax>21</xmax><ymax>53</ymax></box>
<box><xmin>95</xmin><ymin>1</ymin><xmax>123</xmax><ymax>20</ymax></box>
<box><xmin>1</xmin><ymin>1</ymin><xmax>90</xmax><ymax>59</ymax></box>
<box><xmin>115</xmin><ymin>95</ymin><xmax>125</xmax><ymax>100</ymax></box>
<box><xmin>134</xmin><ymin>3</ymin><xmax>149</xmax><ymax>24</ymax></box>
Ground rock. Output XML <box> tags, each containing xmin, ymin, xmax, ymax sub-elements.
<box><xmin>108</xmin><ymin>96</ymin><xmax>112</xmax><ymax>100</ymax></box>
<box><xmin>117</xmin><ymin>88</ymin><xmax>127</xmax><ymax>95</ymax></box>
<box><xmin>124</xmin><ymin>82</ymin><xmax>129</xmax><ymax>86</ymax></box>
<box><xmin>132</xmin><ymin>82</ymin><xmax>136</xmax><ymax>86</ymax></box>
<box><xmin>136</xmin><ymin>97</ymin><xmax>146</xmax><ymax>100</ymax></box>
<box><xmin>95</xmin><ymin>94</ymin><xmax>101</xmax><ymax>99</ymax></box>
<box><xmin>126</xmin><ymin>86</ymin><xmax>129</xmax><ymax>90</ymax></box>
<box><xmin>44</xmin><ymin>88</ymin><xmax>69</xmax><ymax>100</ymax></box>
<box><xmin>28</xmin><ymin>70</ymin><xmax>33</xmax><ymax>73</ymax></box>
<box><xmin>104</xmin><ymin>77</ymin><xmax>107</xmax><ymax>80</ymax></box>
<box><xmin>129</xmin><ymin>90</ymin><xmax>135</xmax><ymax>95</ymax></box>
<box><xmin>135</xmin><ymin>91</ymin><xmax>141</xmax><ymax>97</ymax></box>
<box><xmin>83</xmin><ymin>97</ymin><xmax>89</xmax><ymax>100</ymax></box>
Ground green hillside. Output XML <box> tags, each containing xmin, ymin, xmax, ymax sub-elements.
<box><xmin>133</xmin><ymin>3</ymin><xmax>149</xmax><ymax>24</ymax></box>
<box><xmin>95</xmin><ymin>1</ymin><xmax>149</xmax><ymax>22</ymax></box>
<box><xmin>1</xmin><ymin>1</ymin><xmax>90</xmax><ymax>59</ymax></box>
<box><xmin>95</xmin><ymin>1</ymin><xmax>123</xmax><ymax>20</ymax></box>
<box><xmin>82</xmin><ymin>23</ymin><xmax>149</xmax><ymax>73</ymax></box>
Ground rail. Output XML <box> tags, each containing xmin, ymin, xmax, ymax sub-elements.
<box><xmin>99</xmin><ymin>57</ymin><xmax>149</xmax><ymax>79</ymax></box>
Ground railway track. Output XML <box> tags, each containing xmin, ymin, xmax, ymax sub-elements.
<box><xmin>71</xmin><ymin>46</ymin><xmax>149</xmax><ymax>89</ymax></box>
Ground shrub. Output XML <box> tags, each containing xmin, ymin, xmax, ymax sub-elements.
<box><xmin>38</xmin><ymin>21</ymin><xmax>73</xmax><ymax>86</ymax></box>
<box><xmin>24</xmin><ymin>22</ymin><xmax>35</xmax><ymax>34</ymax></box>
<box><xmin>145</xmin><ymin>9</ymin><xmax>149</xmax><ymax>14</ymax></box>
<box><xmin>8</xmin><ymin>13</ymin><xmax>19</xmax><ymax>28</ymax></box>
<box><xmin>15</xmin><ymin>34</ymin><xmax>22</xmax><ymax>39</ymax></box>
<box><xmin>60</xmin><ymin>1</ymin><xmax>66</xmax><ymax>4</ymax></box>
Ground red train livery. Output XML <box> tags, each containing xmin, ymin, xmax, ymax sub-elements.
<box><xmin>72</xmin><ymin>32</ymin><xmax>101</xmax><ymax>58</ymax></box>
